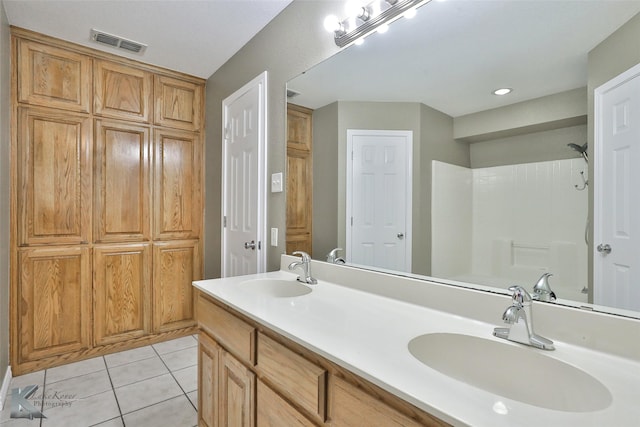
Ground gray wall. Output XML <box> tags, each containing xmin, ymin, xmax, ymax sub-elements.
<box><xmin>0</xmin><ymin>1</ymin><xmax>10</xmax><ymax>381</ymax></box>
<box><xmin>204</xmin><ymin>1</ymin><xmax>342</xmax><ymax>277</ymax></box>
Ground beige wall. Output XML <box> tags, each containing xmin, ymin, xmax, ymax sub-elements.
<box><xmin>0</xmin><ymin>1</ymin><xmax>10</xmax><ymax>380</ymax></box>
<box><xmin>204</xmin><ymin>1</ymin><xmax>342</xmax><ymax>277</ymax></box>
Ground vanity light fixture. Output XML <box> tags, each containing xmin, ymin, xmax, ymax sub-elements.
<box><xmin>493</xmin><ymin>88</ymin><xmax>513</xmax><ymax>96</ymax></box>
<box><xmin>325</xmin><ymin>0</ymin><xmax>431</xmax><ymax>47</ymax></box>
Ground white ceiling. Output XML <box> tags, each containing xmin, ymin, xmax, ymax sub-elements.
<box><xmin>2</xmin><ymin>0</ymin><xmax>294</xmax><ymax>79</ymax></box>
<box><xmin>288</xmin><ymin>0</ymin><xmax>640</xmax><ymax>117</ymax></box>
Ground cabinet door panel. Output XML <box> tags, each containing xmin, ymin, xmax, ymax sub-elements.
<box><xmin>154</xmin><ymin>129</ymin><xmax>202</xmax><ymax>240</ymax></box>
<box><xmin>18</xmin><ymin>247</ymin><xmax>91</xmax><ymax>362</ymax></box>
<box><xmin>17</xmin><ymin>39</ymin><xmax>91</xmax><ymax>112</ymax></box>
<box><xmin>18</xmin><ymin>107</ymin><xmax>91</xmax><ymax>245</ymax></box>
<box><xmin>94</xmin><ymin>244</ymin><xmax>151</xmax><ymax>346</ymax></box>
<box><xmin>198</xmin><ymin>332</ymin><xmax>220</xmax><ymax>427</ymax></box>
<box><xmin>94</xmin><ymin>60</ymin><xmax>153</xmax><ymax>122</ymax></box>
<box><xmin>153</xmin><ymin>240</ymin><xmax>201</xmax><ymax>332</ymax></box>
<box><xmin>154</xmin><ymin>75</ymin><xmax>203</xmax><ymax>131</ymax></box>
<box><xmin>94</xmin><ymin>119</ymin><xmax>150</xmax><ymax>242</ymax></box>
<box><xmin>257</xmin><ymin>380</ymin><xmax>315</xmax><ymax>427</ymax></box>
<box><xmin>220</xmin><ymin>350</ymin><xmax>255</xmax><ymax>427</ymax></box>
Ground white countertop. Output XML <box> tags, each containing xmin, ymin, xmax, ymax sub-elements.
<box><xmin>193</xmin><ymin>269</ymin><xmax>640</xmax><ymax>427</ymax></box>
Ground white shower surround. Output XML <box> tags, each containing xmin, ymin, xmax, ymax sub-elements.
<box><xmin>432</xmin><ymin>159</ymin><xmax>588</xmax><ymax>302</ymax></box>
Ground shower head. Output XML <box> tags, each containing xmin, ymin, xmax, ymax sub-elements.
<box><xmin>568</xmin><ymin>142</ymin><xmax>588</xmax><ymax>163</ymax></box>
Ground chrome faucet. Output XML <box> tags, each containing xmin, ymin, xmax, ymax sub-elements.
<box><xmin>493</xmin><ymin>286</ymin><xmax>555</xmax><ymax>350</ymax></box>
<box><xmin>288</xmin><ymin>251</ymin><xmax>317</xmax><ymax>285</ymax></box>
<box><xmin>532</xmin><ymin>272</ymin><xmax>556</xmax><ymax>302</ymax></box>
<box><xmin>326</xmin><ymin>248</ymin><xmax>346</xmax><ymax>264</ymax></box>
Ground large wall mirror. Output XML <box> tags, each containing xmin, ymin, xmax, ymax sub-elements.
<box><xmin>286</xmin><ymin>0</ymin><xmax>640</xmax><ymax>319</ymax></box>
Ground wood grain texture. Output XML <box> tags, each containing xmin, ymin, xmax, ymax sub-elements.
<box><xmin>18</xmin><ymin>246</ymin><xmax>91</xmax><ymax>363</ymax></box>
<box><xmin>286</xmin><ymin>104</ymin><xmax>313</xmax><ymax>256</ymax></box>
<box><xmin>94</xmin><ymin>59</ymin><xmax>152</xmax><ymax>122</ymax></box>
<box><xmin>17</xmin><ymin>38</ymin><xmax>91</xmax><ymax>112</ymax></box>
<box><xmin>154</xmin><ymin>128</ymin><xmax>202</xmax><ymax>240</ymax></box>
<box><xmin>198</xmin><ymin>294</ymin><xmax>256</xmax><ymax>365</ymax></box>
<box><xmin>94</xmin><ymin>119</ymin><xmax>151</xmax><ymax>242</ymax></box>
<box><xmin>220</xmin><ymin>349</ymin><xmax>255</xmax><ymax>427</ymax></box>
<box><xmin>17</xmin><ymin>107</ymin><xmax>91</xmax><ymax>245</ymax></box>
<box><xmin>154</xmin><ymin>75</ymin><xmax>203</xmax><ymax>131</ymax></box>
<box><xmin>257</xmin><ymin>380</ymin><xmax>316</xmax><ymax>427</ymax></box>
<box><xmin>198</xmin><ymin>332</ymin><xmax>220</xmax><ymax>427</ymax></box>
<box><xmin>93</xmin><ymin>244</ymin><xmax>151</xmax><ymax>346</ymax></box>
<box><xmin>152</xmin><ymin>240</ymin><xmax>200</xmax><ymax>333</ymax></box>
<box><xmin>257</xmin><ymin>332</ymin><xmax>326</xmax><ymax>422</ymax></box>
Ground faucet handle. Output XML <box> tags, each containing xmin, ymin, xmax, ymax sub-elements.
<box><xmin>292</xmin><ymin>251</ymin><xmax>311</xmax><ymax>262</ymax></box>
<box><xmin>508</xmin><ymin>285</ymin><xmax>532</xmax><ymax>305</ymax></box>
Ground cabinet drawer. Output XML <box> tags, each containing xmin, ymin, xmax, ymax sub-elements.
<box><xmin>257</xmin><ymin>380</ymin><xmax>315</xmax><ymax>427</ymax></box>
<box><xmin>257</xmin><ymin>332</ymin><xmax>326</xmax><ymax>422</ymax></box>
<box><xmin>198</xmin><ymin>294</ymin><xmax>255</xmax><ymax>364</ymax></box>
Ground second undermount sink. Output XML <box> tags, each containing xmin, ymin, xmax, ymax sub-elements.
<box><xmin>408</xmin><ymin>333</ymin><xmax>612</xmax><ymax>412</ymax></box>
<box><xmin>238</xmin><ymin>279</ymin><xmax>312</xmax><ymax>297</ymax></box>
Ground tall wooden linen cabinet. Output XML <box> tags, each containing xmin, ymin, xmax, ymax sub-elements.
<box><xmin>10</xmin><ymin>28</ymin><xmax>205</xmax><ymax>375</ymax></box>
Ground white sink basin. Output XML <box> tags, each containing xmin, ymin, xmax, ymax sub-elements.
<box><xmin>408</xmin><ymin>333</ymin><xmax>612</xmax><ymax>412</ymax></box>
<box><xmin>238</xmin><ymin>279</ymin><xmax>312</xmax><ymax>297</ymax></box>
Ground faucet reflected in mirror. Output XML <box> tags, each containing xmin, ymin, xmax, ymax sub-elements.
<box><xmin>285</xmin><ymin>0</ymin><xmax>640</xmax><ymax>319</ymax></box>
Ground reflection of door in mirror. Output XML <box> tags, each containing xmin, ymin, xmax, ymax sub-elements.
<box><xmin>594</xmin><ymin>64</ymin><xmax>640</xmax><ymax>312</ymax></box>
<box><xmin>286</xmin><ymin>104</ymin><xmax>313</xmax><ymax>255</ymax></box>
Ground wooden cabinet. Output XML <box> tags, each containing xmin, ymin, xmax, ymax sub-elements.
<box><xmin>154</xmin><ymin>75</ymin><xmax>203</xmax><ymax>131</ymax></box>
<box><xmin>17</xmin><ymin>107</ymin><xmax>91</xmax><ymax>246</ymax></box>
<box><xmin>257</xmin><ymin>332</ymin><xmax>326</xmax><ymax>423</ymax></box>
<box><xmin>286</xmin><ymin>104</ymin><xmax>313</xmax><ymax>255</ymax></box>
<box><xmin>154</xmin><ymin>128</ymin><xmax>202</xmax><ymax>240</ymax></box>
<box><xmin>153</xmin><ymin>240</ymin><xmax>200</xmax><ymax>333</ymax></box>
<box><xmin>220</xmin><ymin>349</ymin><xmax>255</xmax><ymax>427</ymax></box>
<box><xmin>94</xmin><ymin>59</ymin><xmax>153</xmax><ymax>122</ymax></box>
<box><xmin>257</xmin><ymin>380</ymin><xmax>315</xmax><ymax>427</ymax></box>
<box><xmin>93</xmin><ymin>244</ymin><xmax>151</xmax><ymax>346</ymax></box>
<box><xmin>197</xmin><ymin>300</ymin><xmax>450</xmax><ymax>427</ymax></box>
<box><xmin>17</xmin><ymin>246</ymin><xmax>91</xmax><ymax>363</ymax></box>
<box><xmin>17</xmin><ymin>38</ymin><xmax>91</xmax><ymax>112</ymax></box>
<box><xmin>94</xmin><ymin>119</ymin><xmax>151</xmax><ymax>242</ymax></box>
<box><xmin>11</xmin><ymin>30</ymin><xmax>205</xmax><ymax>375</ymax></box>
<box><xmin>198</xmin><ymin>330</ymin><xmax>255</xmax><ymax>427</ymax></box>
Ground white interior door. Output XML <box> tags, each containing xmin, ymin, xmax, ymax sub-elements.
<box><xmin>594</xmin><ymin>64</ymin><xmax>640</xmax><ymax>311</ymax></box>
<box><xmin>346</xmin><ymin>129</ymin><xmax>412</xmax><ymax>272</ymax></box>
<box><xmin>222</xmin><ymin>72</ymin><xmax>267</xmax><ymax>277</ymax></box>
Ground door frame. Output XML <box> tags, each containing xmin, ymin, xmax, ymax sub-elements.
<box><xmin>593</xmin><ymin>61</ymin><xmax>640</xmax><ymax>303</ymax></box>
<box><xmin>221</xmin><ymin>71</ymin><xmax>268</xmax><ymax>276</ymax></box>
<box><xmin>345</xmin><ymin>129</ymin><xmax>413</xmax><ymax>272</ymax></box>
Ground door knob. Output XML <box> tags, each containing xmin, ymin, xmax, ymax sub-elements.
<box><xmin>244</xmin><ymin>240</ymin><xmax>256</xmax><ymax>250</ymax></box>
<box><xmin>597</xmin><ymin>243</ymin><xmax>611</xmax><ymax>254</ymax></box>
<box><xmin>397</xmin><ymin>233</ymin><xmax>404</xmax><ymax>239</ymax></box>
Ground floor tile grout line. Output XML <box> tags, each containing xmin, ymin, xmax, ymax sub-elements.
<box><xmin>101</xmin><ymin>355</ymin><xmax>126</xmax><ymax>427</ymax></box>
<box><xmin>120</xmin><ymin>394</ymin><xmax>194</xmax><ymax>419</ymax></box>
<box><xmin>151</xmin><ymin>343</ymin><xmax>197</xmax><ymax>413</ymax></box>
<box><xmin>39</xmin><ymin>370</ymin><xmax>46</xmax><ymax>427</ymax></box>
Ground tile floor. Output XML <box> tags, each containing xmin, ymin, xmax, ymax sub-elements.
<box><xmin>1</xmin><ymin>335</ymin><xmax>199</xmax><ymax>427</ymax></box>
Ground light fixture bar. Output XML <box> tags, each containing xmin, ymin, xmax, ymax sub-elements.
<box><xmin>333</xmin><ymin>0</ymin><xmax>431</xmax><ymax>47</ymax></box>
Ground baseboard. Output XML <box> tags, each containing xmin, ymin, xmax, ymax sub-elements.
<box><xmin>0</xmin><ymin>365</ymin><xmax>12</xmax><ymax>410</ymax></box>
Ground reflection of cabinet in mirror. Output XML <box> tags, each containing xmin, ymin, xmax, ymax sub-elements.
<box><xmin>286</xmin><ymin>104</ymin><xmax>313</xmax><ymax>255</ymax></box>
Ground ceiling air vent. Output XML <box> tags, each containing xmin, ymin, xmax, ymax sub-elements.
<box><xmin>90</xmin><ymin>29</ymin><xmax>147</xmax><ymax>55</ymax></box>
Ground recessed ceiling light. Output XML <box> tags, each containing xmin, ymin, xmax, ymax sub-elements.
<box><xmin>493</xmin><ymin>88</ymin><xmax>513</xmax><ymax>96</ymax></box>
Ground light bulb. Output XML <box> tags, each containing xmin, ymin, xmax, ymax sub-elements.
<box><xmin>345</xmin><ymin>0</ymin><xmax>364</xmax><ymax>17</ymax></box>
<box><xmin>377</xmin><ymin>24</ymin><xmax>389</xmax><ymax>34</ymax></box>
<box><xmin>493</xmin><ymin>88</ymin><xmax>513</xmax><ymax>96</ymax></box>
<box><xmin>404</xmin><ymin>8</ymin><xmax>417</xmax><ymax>19</ymax></box>
<box><xmin>323</xmin><ymin>15</ymin><xmax>341</xmax><ymax>33</ymax></box>
<box><xmin>355</xmin><ymin>38</ymin><xmax>364</xmax><ymax>46</ymax></box>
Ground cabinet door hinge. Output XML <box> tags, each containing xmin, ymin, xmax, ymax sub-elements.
<box><xmin>223</xmin><ymin>216</ymin><xmax>227</xmax><ymax>228</ymax></box>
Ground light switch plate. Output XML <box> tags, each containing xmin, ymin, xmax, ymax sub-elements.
<box><xmin>270</xmin><ymin>228</ymin><xmax>278</xmax><ymax>246</ymax></box>
<box><xmin>271</xmin><ymin>172</ymin><xmax>283</xmax><ymax>193</ymax></box>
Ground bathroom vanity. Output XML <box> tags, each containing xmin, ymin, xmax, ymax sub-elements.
<box><xmin>193</xmin><ymin>255</ymin><xmax>640</xmax><ymax>427</ymax></box>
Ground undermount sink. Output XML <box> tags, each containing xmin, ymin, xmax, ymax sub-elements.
<box><xmin>408</xmin><ymin>333</ymin><xmax>612</xmax><ymax>412</ymax></box>
<box><xmin>238</xmin><ymin>279</ymin><xmax>312</xmax><ymax>297</ymax></box>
